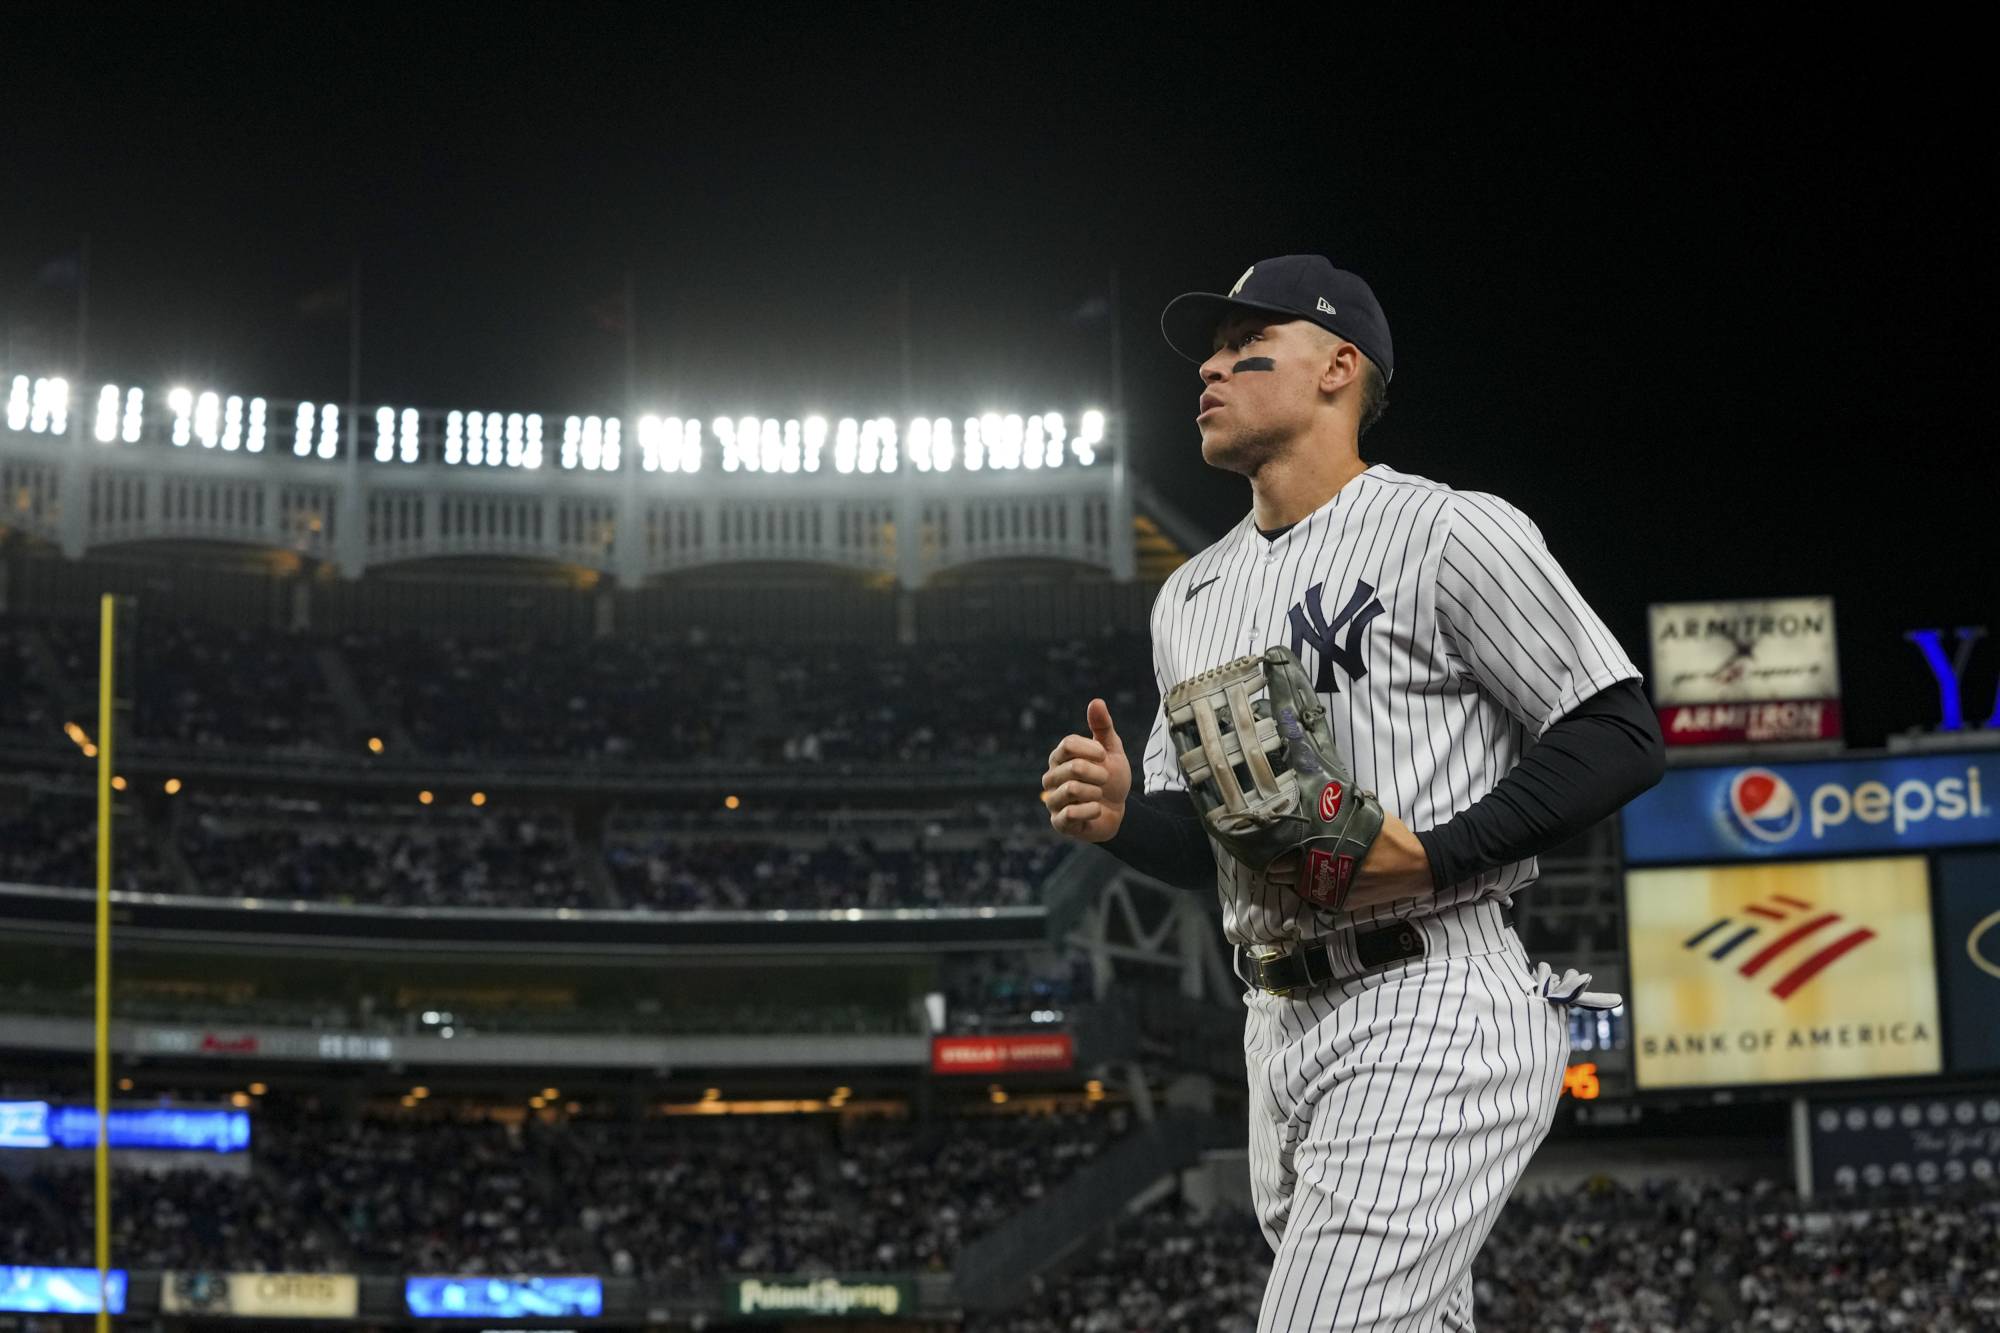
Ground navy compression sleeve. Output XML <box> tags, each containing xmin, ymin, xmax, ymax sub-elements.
<box><xmin>1413</xmin><ymin>676</ymin><xmax>1665</xmax><ymax>893</ymax></box>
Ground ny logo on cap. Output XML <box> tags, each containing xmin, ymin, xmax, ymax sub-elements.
<box><xmin>1229</xmin><ymin>266</ymin><xmax>1255</xmax><ymax>297</ymax></box>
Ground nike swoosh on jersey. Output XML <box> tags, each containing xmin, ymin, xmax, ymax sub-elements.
<box><xmin>1184</xmin><ymin>576</ymin><xmax>1222</xmax><ymax>602</ymax></box>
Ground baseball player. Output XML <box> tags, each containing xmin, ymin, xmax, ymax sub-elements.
<box><xmin>1041</xmin><ymin>255</ymin><xmax>1665</xmax><ymax>1331</ymax></box>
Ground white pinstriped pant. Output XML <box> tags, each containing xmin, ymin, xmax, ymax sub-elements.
<box><xmin>1240</xmin><ymin>900</ymin><xmax>1569</xmax><ymax>1332</ymax></box>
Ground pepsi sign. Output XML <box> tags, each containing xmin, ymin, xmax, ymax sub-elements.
<box><xmin>1623</xmin><ymin>752</ymin><xmax>2000</xmax><ymax>864</ymax></box>
<box><xmin>1726</xmin><ymin>769</ymin><xmax>1802</xmax><ymax>843</ymax></box>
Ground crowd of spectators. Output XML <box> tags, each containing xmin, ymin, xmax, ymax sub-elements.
<box><xmin>980</xmin><ymin>1177</ymin><xmax>2000</xmax><ymax>1332</ymax></box>
<box><xmin>604</xmin><ymin>833</ymin><xmax>1061</xmax><ymax>912</ymax></box>
<box><xmin>558</xmin><ymin>1116</ymin><xmax>852</xmax><ymax>1285</ymax></box>
<box><xmin>833</xmin><ymin>1110</ymin><xmax>1129</xmax><ymax>1272</ymax></box>
<box><xmin>772</xmin><ymin>631</ymin><xmax>1154</xmax><ymax>767</ymax></box>
<box><xmin>944</xmin><ymin>948</ymin><xmax>1095</xmax><ymax>1031</ymax></box>
<box><xmin>3</xmin><ymin>613</ymin><xmax>1156</xmax><ymax>769</ymax></box>
<box><xmin>341</xmin><ymin>629</ymin><xmax>746</xmax><ymax>763</ymax></box>
<box><xmin>9</xmin><ymin>1108</ymin><xmax>2000</xmax><ymax>1329</ymax></box>
<box><xmin>175</xmin><ymin>799</ymin><xmax>598</xmax><ymax>909</ymax></box>
<box><xmin>0</xmin><ymin>786</ymin><xmax>180</xmax><ymax>894</ymax></box>
<box><xmin>344</xmin><ymin>627</ymin><xmax>1151</xmax><ymax>768</ymax></box>
<box><xmin>977</xmin><ymin>1204</ymin><xmax>1268</xmax><ymax>1333</ymax></box>
<box><xmin>0</xmin><ymin>621</ymin><xmax>66</xmax><ymax>735</ymax></box>
<box><xmin>0</xmin><ymin>786</ymin><xmax>1072</xmax><ymax>913</ymax></box>
<box><xmin>36</xmin><ymin>615</ymin><xmax>348</xmax><ymax>753</ymax></box>
<box><xmin>0</xmin><ymin>976</ymin><xmax>913</xmax><ymax>1038</ymax></box>
<box><xmin>1473</xmin><ymin>1176</ymin><xmax>2000</xmax><ymax>1331</ymax></box>
<box><xmin>8</xmin><ymin>1160</ymin><xmax>335</xmax><ymax>1274</ymax></box>
<box><xmin>269</xmin><ymin>1116</ymin><xmax>582</xmax><ymax>1275</ymax></box>
<box><xmin>0</xmin><ymin>812</ymin><xmax>1071</xmax><ymax>912</ymax></box>
<box><xmin>1</xmin><ymin>1107</ymin><xmax>1130</xmax><ymax>1286</ymax></box>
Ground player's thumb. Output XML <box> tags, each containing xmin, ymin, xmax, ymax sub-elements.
<box><xmin>1086</xmin><ymin>697</ymin><xmax>1123</xmax><ymax>754</ymax></box>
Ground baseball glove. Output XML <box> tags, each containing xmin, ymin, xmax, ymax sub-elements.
<box><xmin>1164</xmin><ymin>646</ymin><xmax>1385</xmax><ymax>910</ymax></box>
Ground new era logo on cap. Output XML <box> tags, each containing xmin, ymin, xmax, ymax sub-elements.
<box><xmin>1160</xmin><ymin>254</ymin><xmax>1393</xmax><ymax>381</ymax></box>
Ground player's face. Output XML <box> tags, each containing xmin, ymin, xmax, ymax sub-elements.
<box><xmin>1195</xmin><ymin>315</ymin><xmax>1323</xmax><ymax>476</ymax></box>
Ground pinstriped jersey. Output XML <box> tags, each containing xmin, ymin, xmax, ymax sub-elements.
<box><xmin>1140</xmin><ymin>463</ymin><xmax>1639</xmax><ymax>949</ymax></box>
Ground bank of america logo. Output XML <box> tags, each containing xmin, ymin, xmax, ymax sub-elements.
<box><xmin>1682</xmin><ymin>894</ymin><xmax>1876</xmax><ymax>1000</ymax></box>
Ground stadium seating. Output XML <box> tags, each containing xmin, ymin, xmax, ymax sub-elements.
<box><xmin>942</xmin><ymin>948</ymin><xmax>1095</xmax><ymax>1032</ymax></box>
<box><xmin>336</xmin><ymin>629</ymin><xmax>747</xmax><ymax>763</ymax></box>
<box><xmin>0</xmin><ymin>784</ymin><xmax>1068</xmax><ymax>914</ymax></box>
<box><xmin>972</xmin><ymin>1204</ymin><xmax>1268</xmax><ymax>1333</ymax></box>
<box><xmin>973</xmin><ymin>1178</ymin><xmax>2000</xmax><ymax>1332</ymax></box>
<box><xmin>0</xmin><ymin>620</ymin><xmax>67</xmax><ymax>736</ymax></box>
<box><xmin>0</xmin><ymin>787</ymin><xmax>181</xmax><ymax>896</ymax></box>
<box><xmin>175</xmin><ymin>796</ymin><xmax>597</xmax><ymax>910</ymax></box>
<box><xmin>36</xmin><ymin>615</ymin><xmax>349</xmax><ymax>753</ymax></box>
<box><xmin>0</xmin><ymin>613</ymin><xmax>1155</xmax><ymax>768</ymax></box>
<box><xmin>0</xmin><ymin>975</ymin><xmax>914</xmax><ymax>1036</ymax></box>
<box><xmin>604</xmin><ymin>831</ymin><xmax>1059</xmax><ymax>912</ymax></box>
<box><xmin>11</xmin><ymin>1125</ymin><xmax>1998</xmax><ymax>1328</ymax></box>
<box><xmin>6</xmin><ymin>1107</ymin><xmax>1133</xmax><ymax>1283</ymax></box>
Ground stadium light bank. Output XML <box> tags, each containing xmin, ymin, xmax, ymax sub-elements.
<box><xmin>6</xmin><ymin>373</ymin><xmax>1108</xmax><ymax>476</ymax></box>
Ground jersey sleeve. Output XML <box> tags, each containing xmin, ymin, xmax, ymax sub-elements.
<box><xmin>1139</xmin><ymin>598</ymin><xmax>1188</xmax><ymax>795</ymax></box>
<box><xmin>1433</xmin><ymin>493</ymin><xmax>1640</xmax><ymax>736</ymax></box>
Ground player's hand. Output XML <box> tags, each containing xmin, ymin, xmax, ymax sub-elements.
<box><xmin>1041</xmin><ymin>698</ymin><xmax>1132</xmax><ymax>843</ymax></box>
<box><xmin>1344</xmin><ymin>811</ymin><xmax>1434</xmax><ymax>908</ymax></box>
<box><xmin>1266</xmin><ymin>809</ymin><xmax>1434</xmax><ymax>909</ymax></box>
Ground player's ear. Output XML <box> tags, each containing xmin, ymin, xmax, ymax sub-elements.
<box><xmin>1318</xmin><ymin>340</ymin><xmax>1361</xmax><ymax>398</ymax></box>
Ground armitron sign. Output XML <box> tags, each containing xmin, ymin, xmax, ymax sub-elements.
<box><xmin>1626</xmin><ymin>857</ymin><xmax>1941</xmax><ymax>1089</ymax></box>
<box><xmin>930</xmin><ymin>1034</ymin><xmax>1074</xmax><ymax>1075</ymax></box>
<box><xmin>1648</xmin><ymin>597</ymin><xmax>1841</xmax><ymax>746</ymax></box>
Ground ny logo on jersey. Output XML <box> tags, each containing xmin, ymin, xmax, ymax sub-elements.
<box><xmin>1287</xmin><ymin>579</ymin><xmax>1386</xmax><ymax>693</ymax></box>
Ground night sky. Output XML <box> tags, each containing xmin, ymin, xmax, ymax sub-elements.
<box><xmin>2</xmin><ymin>8</ymin><xmax>1991</xmax><ymax>747</ymax></box>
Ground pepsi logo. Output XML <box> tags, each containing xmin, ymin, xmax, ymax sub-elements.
<box><xmin>1319</xmin><ymin>782</ymin><xmax>1343</xmax><ymax>821</ymax></box>
<box><xmin>1726</xmin><ymin>767</ymin><xmax>1801</xmax><ymax>843</ymax></box>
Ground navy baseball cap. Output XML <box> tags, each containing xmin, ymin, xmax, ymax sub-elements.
<box><xmin>1161</xmin><ymin>255</ymin><xmax>1393</xmax><ymax>382</ymax></box>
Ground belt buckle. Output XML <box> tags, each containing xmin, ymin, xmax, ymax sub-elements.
<box><xmin>1252</xmin><ymin>947</ymin><xmax>1296</xmax><ymax>997</ymax></box>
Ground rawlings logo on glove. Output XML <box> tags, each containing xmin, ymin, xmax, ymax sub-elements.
<box><xmin>1164</xmin><ymin>646</ymin><xmax>1385</xmax><ymax>912</ymax></box>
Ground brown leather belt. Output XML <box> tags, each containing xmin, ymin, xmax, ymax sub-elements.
<box><xmin>1245</xmin><ymin>920</ymin><xmax>1428</xmax><ymax>996</ymax></box>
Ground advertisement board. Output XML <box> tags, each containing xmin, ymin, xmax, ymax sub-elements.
<box><xmin>0</xmin><ymin>1096</ymin><xmax>250</xmax><ymax>1144</ymax></box>
<box><xmin>726</xmin><ymin>1277</ymin><xmax>914</xmax><ymax>1319</ymax></box>
<box><xmin>132</xmin><ymin>1027</ymin><xmax>395</xmax><ymax>1062</ymax></box>
<box><xmin>405</xmin><ymin>1275</ymin><xmax>603</xmax><ymax>1318</ymax></box>
<box><xmin>163</xmin><ymin>1272</ymin><xmax>359</xmax><ymax>1318</ymax></box>
<box><xmin>0</xmin><ymin>1102</ymin><xmax>249</xmax><ymax>1152</ymax></box>
<box><xmin>1626</xmin><ymin>857</ymin><xmax>1941</xmax><ymax>1089</ymax></box>
<box><xmin>1648</xmin><ymin>597</ymin><xmax>1841</xmax><ymax>745</ymax></box>
<box><xmin>0</xmin><ymin>1267</ymin><xmax>128</xmax><ymax>1314</ymax></box>
<box><xmin>1621</xmin><ymin>752</ymin><xmax>1999</xmax><ymax>864</ymax></box>
<box><xmin>1935</xmin><ymin>849</ymin><xmax>2000</xmax><ymax>1073</ymax></box>
<box><xmin>1805</xmin><ymin>1090</ymin><xmax>2000</xmax><ymax>1195</ymax></box>
<box><xmin>930</xmin><ymin>1034</ymin><xmax>1073</xmax><ymax>1075</ymax></box>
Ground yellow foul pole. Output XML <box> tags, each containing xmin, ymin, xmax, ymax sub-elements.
<box><xmin>94</xmin><ymin>593</ymin><xmax>115</xmax><ymax>1332</ymax></box>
